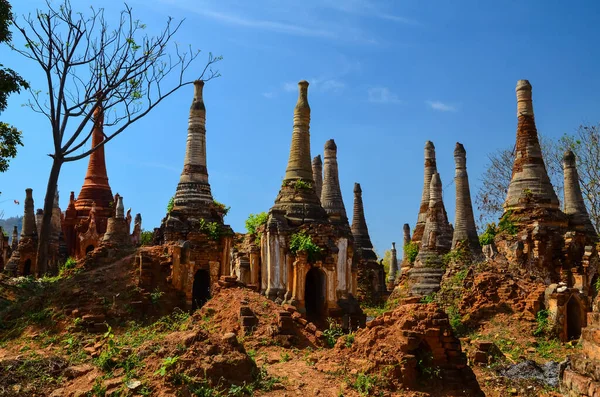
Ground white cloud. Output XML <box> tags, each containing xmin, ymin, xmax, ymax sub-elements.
<box><xmin>321</xmin><ymin>0</ymin><xmax>419</xmax><ymax>25</ymax></box>
<box><xmin>367</xmin><ymin>87</ymin><xmax>402</xmax><ymax>104</ymax></box>
<box><xmin>426</xmin><ymin>100</ymin><xmax>457</xmax><ymax>112</ymax></box>
<box><xmin>262</xmin><ymin>92</ymin><xmax>276</xmax><ymax>99</ymax></box>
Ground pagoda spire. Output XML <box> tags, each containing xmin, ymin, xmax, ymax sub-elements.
<box><xmin>321</xmin><ymin>139</ymin><xmax>348</xmax><ymax>225</ymax></box>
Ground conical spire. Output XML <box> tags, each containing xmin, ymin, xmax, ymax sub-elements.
<box><xmin>269</xmin><ymin>81</ymin><xmax>326</xmax><ymax>223</ymax></box>
<box><xmin>402</xmin><ymin>223</ymin><xmax>411</xmax><ymax>261</ymax></box>
<box><xmin>22</xmin><ymin>188</ymin><xmax>36</xmax><ymax>238</ymax></box>
<box><xmin>115</xmin><ymin>195</ymin><xmax>125</xmax><ymax>219</ymax></box>
<box><xmin>321</xmin><ymin>139</ymin><xmax>348</xmax><ymax>225</ymax></box>
<box><xmin>563</xmin><ymin>150</ymin><xmax>596</xmax><ymax>236</ymax></box>
<box><xmin>35</xmin><ymin>209</ymin><xmax>44</xmax><ymax>235</ymax></box>
<box><xmin>418</xmin><ymin>173</ymin><xmax>453</xmax><ymax>255</ymax></box>
<box><xmin>172</xmin><ymin>80</ymin><xmax>214</xmax><ymax>216</ymax></box>
<box><xmin>452</xmin><ymin>143</ymin><xmax>480</xmax><ymax>251</ymax></box>
<box><xmin>388</xmin><ymin>242</ymin><xmax>398</xmax><ymax>283</ymax></box>
<box><xmin>76</xmin><ymin>100</ymin><xmax>114</xmax><ymax>214</ymax></box>
<box><xmin>504</xmin><ymin>80</ymin><xmax>559</xmax><ymax>212</ymax></box>
<box><xmin>51</xmin><ymin>189</ymin><xmax>61</xmax><ymax>241</ymax></box>
<box><xmin>284</xmin><ymin>81</ymin><xmax>313</xmax><ymax>182</ymax></box>
<box><xmin>312</xmin><ymin>155</ymin><xmax>323</xmax><ymax>202</ymax></box>
<box><xmin>351</xmin><ymin>183</ymin><xmax>377</xmax><ymax>261</ymax></box>
<box><xmin>412</xmin><ymin>141</ymin><xmax>437</xmax><ymax>244</ymax></box>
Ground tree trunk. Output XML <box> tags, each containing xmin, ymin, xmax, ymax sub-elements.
<box><xmin>36</xmin><ymin>158</ymin><xmax>63</xmax><ymax>277</ymax></box>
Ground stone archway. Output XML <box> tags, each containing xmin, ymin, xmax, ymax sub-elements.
<box><xmin>85</xmin><ymin>244</ymin><xmax>95</xmax><ymax>254</ymax></box>
<box><xmin>567</xmin><ymin>297</ymin><xmax>583</xmax><ymax>341</ymax></box>
<box><xmin>305</xmin><ymin>267</ymin><xmax>326</xmax><ymax>320</ymax></box>
<box><xmin>23</xmin><ymin>259</ymin><xmax>32</xmax><ymax>276</ymax></box>
<box><xmin>192</xmin><ymin>269</ymin><xmax>211</xmax><ymax>312</ymax></box>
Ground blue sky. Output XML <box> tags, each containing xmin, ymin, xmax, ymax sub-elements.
<box><xmin>2</xmin><ymin>0</ymin><xmax>600</xmax><ymax>256</ymax></box>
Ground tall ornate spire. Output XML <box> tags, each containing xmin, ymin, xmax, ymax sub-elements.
<box><xmin>269</xmin><ymin>81</ymin><xmax>326</xmax><ymax>223</ymax></box>
<box><xmin>321</xmin><ymin>140</ymin><xmax>348</xmax><ymax>225</ymax></box>
<box><xmin>76</xmin><ymin>100</ymin><xmax>114</xmax><ymax>215</ymax></box>
<box><xmin>452</xmin><ymin>143</ymin><xmax>480</xmax><ymax>251</ymax></box>
<box><xmin>409</xmin><ymin>173</ymin><xmax>453</xmax><ymax>296</ymax></box>
<box><xmin>563</xmin><ymin>150</ymin><xmax>596</xmax><ymax>236</ymax></box>
<box><xmin>351</xmin><ymin>183</ymin><xmax>377</xmax><ymax>261</ymax></box>
<box><xmin>503</xmin><ymin>80</ymin><xmax>559</xmax><ymax>212</ymax></box>
<box><xmin>172</xmin><ymin>80</ymin><xmax>214</xmax><ymax>217</ymax></box>
<box><xmin>22</xmin><ymin>188</ymin><xmax>37</xmax><ymax>238</ymax></box>
<box><xmin>312</xmin><ymin>155</ymin><xmax>323</xmax><ymax>202</ymax></box>
<box><xmin>284</xmin><ymin>80</ymin><xmax>313</xmax><ymax>182</ymax></box>
<box><xmin>412</xmin><ymin>141</ymin><xmax>437</xmax><ymax>244</ymax></box>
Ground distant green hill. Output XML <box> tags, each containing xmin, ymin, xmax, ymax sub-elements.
<box><xmin>0</xmin><ymin>216</ymin><xmax>23</xmax><ymax>237</ymax></box>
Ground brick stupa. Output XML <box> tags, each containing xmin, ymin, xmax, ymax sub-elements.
<box><xmin>262</xmin><ymin>81</ymin><xmax>364</xmax><ymax>327</ymax></box>
<box><xmin>63</xmin><ymin>102</ymin><xmax>114</xmax><ymax>259</ymax></box>
<box><xmin>352</xmin><ymin>183</ymin><xmax>386</xmax><ymax>303</ymax></box>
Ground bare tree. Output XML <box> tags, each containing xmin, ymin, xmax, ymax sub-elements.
<box><xmin>475</xmin><ymin>135</ymin><xmax>563</xmax><ymax>230</ymax></box>
<box><xmin>10</xmin><ymin>0</ymin><xmax>221</xmax><ymax>275</ymax></box>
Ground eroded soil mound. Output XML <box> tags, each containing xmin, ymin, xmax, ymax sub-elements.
<box><xmin>318</xmin><ymin>302</ymin><xmax>484</xmax><ymax>396</ymax></box>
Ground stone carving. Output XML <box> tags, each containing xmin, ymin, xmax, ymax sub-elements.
<box><xmin>321</xmin><ymin>139</ymin><xmax>348</xmax><ymax>226</ymax></box>
<box><xmin>352</xmin><ymin>183</ymin><xmax>386</xmax><ymax>302</ymax></box>
<box><xmin>409</xmin><ymin>173</ymin><xmax>453</xmax><ymax>296</ymax></box>
<box><xmin>563</xmin><ymin>149</ymin><xmax>596</xmax><ymax>236</ymax></box>
<box><xmin>412</xmin><ymin>141</ymin><xmax>437</xmax><ymax>245</ymax></box>
<box><xmin>451</xmin><ymin>143</ymin><xmax>480</xmax><ymax>253</ymax></box>
<box><xmin>311</xmin><ymin>155</ymin><xmax>323</xmax><ymax>203</ymax></box>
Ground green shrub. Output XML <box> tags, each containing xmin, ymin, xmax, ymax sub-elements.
<box><xmin>323</xmin><ymin>318</ymin><xmax>344</xmax><ymax>348</ymax></box>
<box><xmin>289</xmin><ymin>231</ymin><xmax>321</xmax><ymax>262</ymax></box>
<box><xmin>155</xmin><ymin>356</ymin><xmax>179</xmax><ymax>377</ymax></box>
<box><xmin>213</xmin><ymin>200</ymin><xmax>230</xmax><ymax>216</ymax></box>
<box><xmin>58</xmin><ymin>257</ymin><xmax>77</xmax><ymax>276</ymax></box>
<box><xmin>151</xmin><ymin>288</ymin><xmax>164</xmax><ymax>305</ymax></box>
<box><xmin>447</xmin><ymin>306</ymin><xmax>466</xmax><ymax>336</ymax></box>
<box><xmin>420</xmin><ymin>293</ymin><xmax>436</xmax><ymax>304</ymax></box>
<box><xmin>198</xmin><ymin>219</ymin><xmax>222</xmax><ymax>240</ymax></box>
<box><xmin>498</xmin><ymin>211</ymin><xmax>518</xmax><ymax>235</ymax></box>
<box><xmin>141</xmin><ymin>230</ymin><xmax>154</xmax><ymax>246</ymax></box>
<box><xmin>166</xmin><ymin>197</ymin><xmax>174</xmax><ymax>213</ymax></box>
<box><xmin>352</xmin><ymin>373</ymin><xmax>377</xmax><ymax>396</ymax></box>
<box><xmin>245</xmin><ymin>212</ymin><xmax>268</xmax><ymax>235</ymax></box>
<box><xmin>533</xmin><ymin>309</ymin><xmax>550</xmax><ymax>336</ymax></box>
<box><xmin>293</xmin><ymin>180</ymin><xmax>312</xmax><ymax>190</ymax></box>
<box><xmin>479</xmin><ymin>222</ymin><xmax>497</xmax><ymax>246</ymax></box>
<box><xmin>404</xmin><ymin>242</ymin><xmax>419</xmax><ymax>264</ymax></box>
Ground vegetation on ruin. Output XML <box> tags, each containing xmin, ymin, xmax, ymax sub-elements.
<box><xmin>478</xmin><ymin>222</ymin><xmax>497</xmax><ymax>246</ymax></box>
<box><xmin>533</xmin><ymin>309</ymin><xmax>551</xmax><ymax>337</ymax></box>
<box><xmin>289</xmin><ymin>231</ymin><xmax>321</xmax><ymax>262</ymax></box>
<box><xmin>140</xmin><ymin>230</ymin><xmax>154</xmax><ymax>246</ymax></box>
<box><xmin>198</xmin><ymin>219</ymin><xmax>224</xmax><ymax>241</ymax></box>
<box><xmin>213</xmin><ymin>200</ymin><xmax>230</xmax><ymax>216</ymax></box>
<box><xmin>0</xmin><ymin>0</ymin><xmax>28</xmax><ymax>173</ymax></box>
<box><xmin>498</xmin><ymin>211</ymin><xmax>518</xmax><ymax>235</ymax></box>
<box><xmin>245</xmin><ymin>212</ymin><xmax>268</xmax><ymax>245</ymax></box>
<box><xmin>403</xmin><ymin>241</ymin><xmax>419</xmax><ymax>264</ymax></box>
<box><xmin>166</xmin><ymin>197</ymin><xmax>175</xmax><ymax>214</ymax></box>
<box><xmin>442</xmin><ymin>244</ymin><xmax>470</xmax><ymax>266</ymax></box>
<box><xmin>282</xmin><ymin>179</ymin><xmax>313</xmax><ymax>191</ymax></box>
